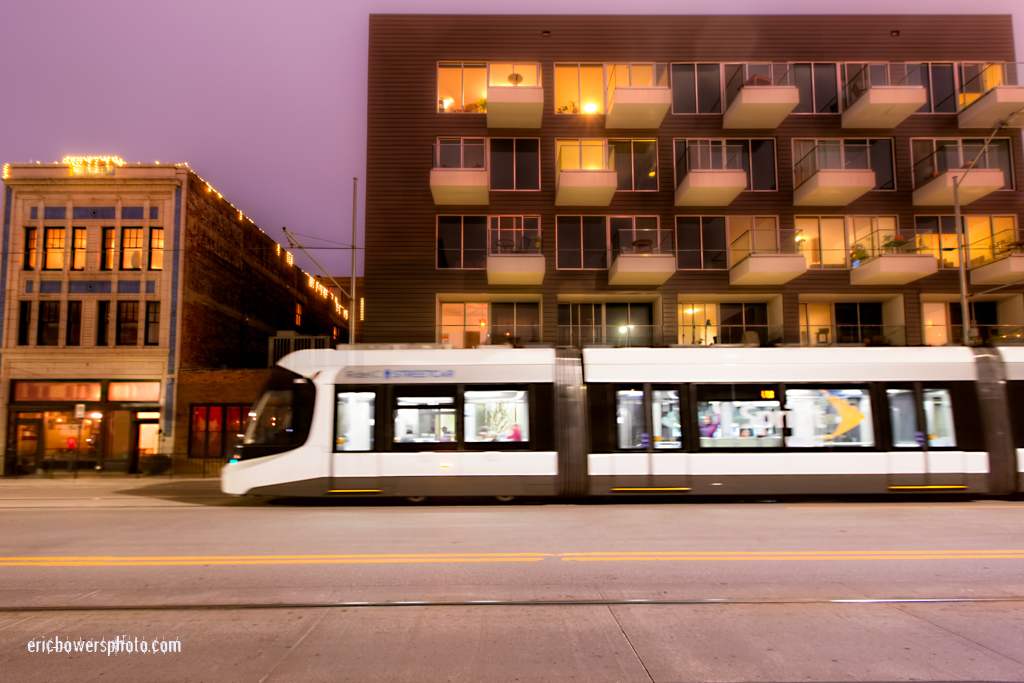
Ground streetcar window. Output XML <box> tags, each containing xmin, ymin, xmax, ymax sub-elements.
<box><xmin>394</xmin><ymin>396</ymin><xmax>455</xmax><ymax>443</ymax></box>
<box><xmin>924</xmin><ymin>389</ymin><xmax>956</xmax><ymax>447</ymax></box>
<box><xmin>888</xmin><ymin>389</ymin><xmax>919</xmax><ymax>447</ymax></box>
<box><xmin>464</xmin><ymin>390</ymin><xmax>529</xmax><ymax>443</ymax></box>
<box><xmin>243</xmin><ymin>386</ymin><xmax>314</xmax><ymax>449</ymax></box>
<box><xmin>616</xmin><ymin>389</ymin><xmax>646</xmax><ymax>449</ymax></box>
<box><xmin>653</xmin><ymin>390</ymin><xmax>681</xmax><ymax>449</ymax></box>
<box><xmin>784</xmin><ymin>388</ymin><xmax>874</xmax><ymax>448</ymax></box>
<box><xmin>696</xmin><ymin>385</ymin><xmax>782</xmax><ymax>448</ymax></box>
<box><xmin>335</xmin><ymin>392</ymin><xmax>375</xmax><ymax>452</ymax></box>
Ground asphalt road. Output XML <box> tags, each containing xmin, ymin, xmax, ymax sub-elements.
<box><xmin>1</xmin><ymin>478</ymin><xmax>1023</xmax><ymax>682</ymax></box>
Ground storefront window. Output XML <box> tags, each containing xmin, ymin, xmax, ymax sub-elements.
<box><xmin>784</xmin><ymin>388</ymin><xmax>874</xmax><ymax>447</ymax></box>
<box><xmin>616</xmin><ymin>389</ymin><xmax>646</xmax><ymax>448</ymax></box>
<box><xmin>108</xmin><ymin>381</ymin><xmax>161</xmax><ymax>402</ymax></box>
<box><xmin>192</xmin><ymin>404</ymin><xmax>250</xmax><ymax>457</ymax></box>
<box><xmin>335</xmin><ymin>392</ymin><xmax>375</xmax><ymax>451</ymax></box>
<box><xmin>14</xmin><ymin>382</ymin><xmax>101</xmax><ymax>402</ymax></box>
<box><xmin>653</xmin><ymin>389</ymin><xmax>681</xmax><ymax>448</ymax></box>
<box><xmin>464</xmin><ymin>389</ymin><xmax>529</xmax><ymax>443</ymax></box>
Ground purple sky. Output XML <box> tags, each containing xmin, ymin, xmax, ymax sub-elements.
<box><xmin>3</xmin><ymin>0</ymin><xmax>1021</xmax><ymax>276</ymax></box>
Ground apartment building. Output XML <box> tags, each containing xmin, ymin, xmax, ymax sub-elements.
<box><xmin>1</xmin><ymin>159</ymin><xmax>348</xmax><ymax>474</ymax></box>
<box><xmin>362</xmin><ymin>14</ymin><xmax>1024</xmax><ymax>351</ymax></box>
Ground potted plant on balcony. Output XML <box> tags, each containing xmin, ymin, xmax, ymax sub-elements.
<box><xmin>556</xmin><ymin>100</ymin><xmax>579</xmax><ymax>114</ymax></box>
<box><xmin>850</xmin><ymin>243</ymin><xmax>869</xmax><ymax>265</ymax></box>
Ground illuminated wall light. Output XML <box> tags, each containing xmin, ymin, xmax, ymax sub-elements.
<box><xmin>582</xmin><ymin>102</ymin><xmax>598</xmax><ymax>114</ymax></box>
<box><xmin>285</xmin><ymin>251</ymin><xmax>294</xmax><ymax>266</ymax></box>
<box><xmin>62</xmin><ymin>155</ymin><xmax>125</xmax><ymax>176</ymax></box>
<box><xmin>276</xmin><ymin>243</ymin><xmax>281</xmax><ymax>257</ymax></box>
<box><xmin>2</xmin><ymin>164</ymin><xmax>8</xmax><ymax>179</ymax></box>
<box><xmin>360</xmin><ymin>298</ymin><xmax>364</xmax><ymax>322</ymax></box>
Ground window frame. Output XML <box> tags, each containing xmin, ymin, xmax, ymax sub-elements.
<box><xmin>189</xmin><ymin>403</ymin><xmax>251</xmax><ymax>459</ymax></box>
<box><xmin>18</xmin><ymin>301</ymin><xmax>32</xmax><ymax>346</ymax></box>
<box><xmin>673</xmin><ymin>138</ymin><xmax>778</xmax><ymax>192</ymax></box>
<box><xmin>436</xmin><ymin>215</ymin><xmax>489</xmax><ymax>270</ymax></box>
<box><xmin>120</xmin><ymin>227</ymin><xmax>144</xmax><ymax>271</ymax></box>
<box><xmin>436</xmin><ymin>61</ymin><xmax>487</xmax><ymax>114</ymax></box>
<box><xmin>674</xmin><ymin>216</ymin><xmax>728</xmax><ymax>270</ymax></box>
<box><xmin>488</xmin><ymin>137</ymin><xmax>541</xmax><ymax>191</ymax></box>
<box><xmin>37</xmin><ymin>300</ymin><xmax>61</xmax><ymax>346</ymax></box>
<box><xmin>789</xmin><ymin>62</ymin><xmax>842</xmax><ymax>114</ymax></box>
<box><xmin>792</xmin><ymin>137</ymin><xmax>896</xmax><ymax>192</ymax></box>
<box><xmin>554</xmin><ymin>63</ymin><xmax>605</xmax><ymax>115</ymax></box>
<box><xmin>42</xmin><ymin>227</ymin><xmax>66</xmax><ymax>271</ymax></box>
<box><xmin>909</xmin><ymin>137</ymin><xmax>1014</xmax><ymax>191</ymax></box>
<box><xmin>70</xmin><ymin>227</ymin><xmax>86</xmax><ymax>271</ymax></box>
<box><xmin>144</xmin><ymin>301</ymin><xmax>160</xmax><ymax>346</ymax></box>
<box><xmin>148</xmin><ymin>227</ymin><xmax>164</xmax><ymax>270</ymax></box>
<box><xmin>904</xmin><ymin>62</ymin><xmax>959</xmax><ymax>114</ymax></box>
<box><xmin>115</xmin><ymin>300</ymin><xmax>140</xmax><ymax>346</ymax></box>
<box><xmin>23</xmin><ymin>227</ymin><xmax>37</xmax><ymax>271</ymax></box>
<box><xmin>555</xmin><ymin>215</ymin><xmax>609</xmax><ymax>270</ymax></box>
<box><xmin>66</xmin><ymin>301</ymin><xmax>82</xmax><ymax>346</ymax></box>
<box><xmin>607</xmin><ymin>138</ymin><xmax>660</xmax><ymax>192</ymax></box>
<box><xmin>333</xmin><ymin>387</ymin><xmax>378</xmax><ymax>453</ymax></box>
<box><xmin>670</xmin><ymin>62</ymin><xmax>724</xmax><ymax>115</ymax></box>
<box><xmin>101</xmin><ymin>227</ymin><xmax>115</xmax><ymax>271</ymax></box>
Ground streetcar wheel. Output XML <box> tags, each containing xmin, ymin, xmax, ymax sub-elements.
<box><xmin>495</xmin><ymin>495</ymin><xmax>516</xmax><ymax>502</ymax></box>
<box><xmin>406</xmin><ymin>496</ymin><xmax>427</xmax><ymax>503</ymax></box>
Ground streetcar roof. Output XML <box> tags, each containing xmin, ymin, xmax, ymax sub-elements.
<box><xmin>278</xmin><ymin>347</ymin><xmax>556</xmax><ymax>384</ymax></box>
<box><xmin>582</xmin><ymin>347</ymin><xmax>978</xmax><ymax>383</ymax></box>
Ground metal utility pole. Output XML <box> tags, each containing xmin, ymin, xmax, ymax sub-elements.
<box><xmin>351</xmin><ymin>177</ymin><xmax>358</xmax><ymax>347</ymax></box>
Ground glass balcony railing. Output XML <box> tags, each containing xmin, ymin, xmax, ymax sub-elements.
<box><xmin>558</xmin><ymin>325</ymin><xmax>663</xmax><ymax>349</ymax></box>
<box><xmin>724</xmin><ymin>64</ymin><xmax>794</xmax><ymax>110</ymax></box>
<box><xmin>488</xmin><ymin>227</ymin><xmax>542</xmax><ymax>255</ymax></box>
<box><xmin>488</xmin><ymin>62</ymin><xmax>542</xmax><ymax>88</ymax></box>
<box><xmin>924</xmin><ymin>324</ymin><xmax>1024</xmax><ymax>346</ymax></box>
<box><xmin>799</xmin><ymin>324</ymin><xmax>906</xmax><ymax>347</ymax></box>
<box><xmin>911</xmin><ymin>143</ymin><xmax>999</xmax><ymax>188</ymax></box>
<box><xmin>848</xmin><ymin>229</ymin><xmax>925</xmax><ymax>267</ymax></box>
<box><xmin>438</xmin><ymin>324</ymin><xmax>541</xmax><ymax>348</ymax></box>
<box><xmin>729</xmin><ymin>228</ymin><xmax>801</xmax><ymax>267</ymax></box>
<box><xmin>968</xmin><ymin>229</ymin><xmax>1024</xmax><ymax>268</ymax></box>
<box><xmin>793</xmin><ymin>142</ymin><xmax>870</xmax><ymax>189</ymax></box>
<box><xmin>674</xmin><ymin>143</ymin><xmax>744</xmax><ymax>187</ymax></box>
<box><xmin>958</xmin><ymin>62</ymin><xmax>1021</xmax><ymax>110</ymax></box>
<box><xmin>557</xmin><ymin>143</ymin><xmax>615</xmax><ymax>173</ymax></box>
<box><xmin>611</xmin><ymin>228</ymin><xmax>673</xmax><ymax>257</ymax></box>
<box><xmin>433</xmin><ymin>140</ymin><xmax>486</xmax><ymax>169</ymax></box>
<box><xmin>606</xmin><ymin>62</ymin><xmax>669</xmax><ymax>104</ymax></box>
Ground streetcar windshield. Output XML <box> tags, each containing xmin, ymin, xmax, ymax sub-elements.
<box><xmin>239</xmin><ymin>368</ymin><xmax>316</xmax><ymax>456</ymax></box>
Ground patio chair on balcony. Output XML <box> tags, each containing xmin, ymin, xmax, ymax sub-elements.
<box><xmin>816</xmin><ymin>328</ymin><xmax>831</xmax><ymax>345</ymax></box>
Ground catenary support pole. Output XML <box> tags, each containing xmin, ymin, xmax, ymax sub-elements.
<box><xmin>351</xmin><ymin>177</ymin><xmax>357</xmax><ymax>347</ymax></box>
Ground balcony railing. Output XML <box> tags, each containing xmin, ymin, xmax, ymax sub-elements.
<box><xmin>558</xmin><ymin>325</ymin><xmax>663</xmax><ymax>349</ymax></box>
<box><xmin>607</xmin><ymin>62</ymin><xmax>669</xmax><ymax>104</ymax></box>
<box><xmin>794</xmin><ymin>141</ymin><xmax>870</xmax><ymax>189</ymax></box>
<box><xmin>911</xmin><ymin>143</ymin><xmax>998</xmax><ymax>189</ymax></box>
<box><xmin>969</xmin><ymin>229</ymin><xmax>1024</xmax><ymax>268</ymax></box>
<box><xmin>729</xmin><ymin>228</ymin><xmax>800</xmax><ymax>266</ymax></box>
<box><xmin>433</xmin><ymin>140</ymin><xmax>486</xmax><ymax>170</ymax></box>
<box><xmin>675</xmin><ymin>143</ymin><xmax>744</xmax><ymax>185</ymax></box>
<box><xmin>438</xmin><ymin>325</ymin><xmax>541</xmax><ymax>348</ymax></box>
<box><xmin>611</xmin><ymin>228</ymin><xmax>673</xmax><ymax>257</ymax></box>
<box><xmin>849</xmin><ymin>229</ymin><xmax>923</xmax><ymax>266</ymax></box>
<box><xmin>958</xmin><ymin>62</ymin><xmax>1020</xmax><ymax>110</ymax></box>
<box><xmin>557</xmin><ymin>143</ymin><xmax>615</xmax><ymax>172</ymax></box>
<box><xmin>488</xmin><ymin>227</ymin><xmax>541</xmax><ymax>255</ymax></box>
<box><xmin>488</xmin><ymin>62</ymin><xmax>542</xmax><ymax>88</ymax></box>
<box><xmin>724</xmin><ymin>63</ymin><xmax>793</xmax><ymax>110</ymax></box>
<box><xmin>924</xmin><ymin>324</ymin><xmax>1024</xmax><ymax>346</ymax></box>
<box><xmin>799</xmin><ymin>324</ymin><xmax>906</xmax><ymax>347</ymax></box>
<box><xmin>677</xmin><ymin>325</ymin><xmax>785</xmax><ymax>347</ymax></box>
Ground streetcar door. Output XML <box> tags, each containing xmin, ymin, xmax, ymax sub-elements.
<box><xmin>332</xmin><ymin>390</ymin><xmax>380</xmax><ymax>490</ymax></box>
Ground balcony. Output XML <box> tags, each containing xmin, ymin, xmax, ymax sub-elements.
<box><xmin>429</xmin><ymin>140</ymin><xmax>488</xmax><ymax>205</ymax></box>
<box><xmin>674</xmin><ymin>143</ymin><xmax>748</xmax><ymax>207</ymax></box>
<box><xmin>486</xmin><ymin>63</ymin><xmax>544</xmax><ymax>129</ymax></box>
<box><xmin>924</xmin><ymin>323</ymin><xmax>1024</xmax><ymax>347</ymax></box>
<box><xmin>486</xmin><ymin>226</ymin><xmax>545</xmax><ymax>285</ymax></box>
<box><xmin>849</xmin><ymin>229</ymin><xmax>937</xmax><ymax>285</ymax></box>
<box><xmin>800</xmin><ymin>324</ymin><xmax>907</xmax><ymax>346</ymax></box>
<box><xmin>842</xmin><ymin>75</ymin><xmax>926</xmax><ymax>131</ymax></box>
<box><xmin>969</xmin><ymin>229</ymin><xmax>1024</xmax><ymax>285</ymax></box>
<box><xmin>558</xmin><ymin>325</ymin><xmax>663</xmax><ymax>348</ymax></box>
<box><xmin>911</xmin><ymin>145</ymin><xmax>1005</xmax><ymax>207</ymax></box>
<box><xmin>728</xmin><ymin>228</ymin><xmax>806</xmax><ymax>285</ymax></box>
<box><xmin>555</xmin><ymin>143</ymin><xmax>618</xmax><ymax>206</ymax></box>
<box><xmin>605</xmin><ymin>63</ymin><xmax>671</xmax><ymax>130</ymax></box>
<box><xmin>957</xmin><ymin>63</ymin><xmax>1024</xmax><ymax>129</ymax></box>
<box><xmin>608</xmin><ymin>229</ymin><xmax>674</xmax><ymax>286</ymax></box>
<box><xmin>793</xmin><ymin>143</ymin><xmax>876</xmax><ymax>206</ymax></box>
<box><xmin>722</xmin><ymin>67</ymin><xmax>800</xmax><ymax>129</ymax></box>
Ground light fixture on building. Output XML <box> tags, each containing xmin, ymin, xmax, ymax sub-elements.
<box><xmin>582</xmin><ymin>102</ymin><xmax>598</xmax><ymax>114</ymax></box>
<box><xmin>90</xmin><ymin>412</ymin><xmax>103</xmax><ymax>419</ymax></box>
<box><xmin>541</xmin><ymin>30</ymin><xmax>551</xmax><ymax>37</ymax></box>
<box><xmin>890</xmin><ymin>30</ymin><xmax>900</xmax><ymax>37</ymax></box>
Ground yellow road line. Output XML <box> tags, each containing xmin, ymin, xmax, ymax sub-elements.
<box><xmin>561</xmin><ymin>549</ymin><xmax>1024</xmax><ymax>556</ymax></box>
<box><xmin>788</xmin><ymin>505</ymin><xmax>1024</xmax><ymax>510</ymax></box>
<box><xmin>0</xmin><ymin>558</ymin><xmax>546</xmax><ymax>567</ymax></box>
<box><xmin>0</xmin><ymin>553</ymin><xmax>552</xmax><ymax>561</ymax></box>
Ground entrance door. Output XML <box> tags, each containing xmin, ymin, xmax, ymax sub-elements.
<box><xmin>134</xmin><ymin>421</ymin><xmax>160</xmax><ymax>474</ymax></box>
<box><xmin>15</xmin><ymin>416</ymin><xmax>44</xmax><ymax>475</ymax></box>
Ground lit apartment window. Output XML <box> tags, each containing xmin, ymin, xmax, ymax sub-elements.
<box><xmin>847</xmin><ymin>216</ymin><xmax>901</xmax><ymax>266</ymax></box>
<box><xmin>790</xmin><ymin>63</ymin><xmax>840</xmax><ymax>113</ymax></box>
<box><xmin>489</xmin><ymin>139</ymin><xmax>540</xmax><ymax>190</ymax></box>
<box><xmin>190</xmin><ymin>405</ymin><xmax>249</xmax><ymax>458</ymax></box>
<box><xmin>437</xmin><ymin>62</ymin><xmax>486</xmax><ymax>113</ymax></box>
<box><xmin>43</xmin><ymin>228</ymin><xmax>65</xmax><ymax>270</ymax></box>
<box><xmin>674</xmin><ymin>139</ymin><xmax>777</xmax><ymax>191</ymax></box>
<box><xmin>608</xmin><ymin>139</ymin><xmax>658</xmax><ymax>191</ymax></box>
<box><xmin>554</xmin><ymin>63</ymin><xmax>604</xmax><ymax>114</ymax></box>
<box><xmin>911</xmin><ymin>139</ymin><xmax>1012</xmax><ymax>190</ymax></box>
<box><xmin>793</xmin><ymin>138</ymin><xmax>894</xmax><ymax>190</ymax></box>
<box><xmin>671</xmin><ymin>63</ymin><xmax>722</xmax><ymax>114</ymax></box>
<box><xmin>149</xmin><ymin>228</ymin><xmax>164</xmax><ymax>270</ymax></box>
<box><xmin>555</xmin><ymin>216</ymin><xmax>607</xmax><ymax>269</ymax></box>
<box><xmin>18</xmin><ymin>301</ymin><xmax>32</xmax><ymax>346</ymax></box>
<box><xmin>96</xmin><ymin>301</ymin><xmax>111</xmax><ymax>346</ymax></box>
<box><xmin>145</xmin><ymin>302</ymin><xmax>160</xmax><ymax>346</ymax></box>
<box><xmin>66</xmin><ymin>301</ymin><xmax>82</xmax><ymax>346</ymax></box>
<box><xmin>121</xmin><ymin>228</ymin><xmax>143</xmax><ymax>270</ymax></box>
<box><xmin>958</xmin><ymin>62</ymin><xmax>1006</xmax><ymax>108</ymax></box>
<box><xmin>904</xmin><ymin>62</ymin><xmax>957</xmax><ymax>113</ymax></box>
<box><xmin>437</xmin><ymin>216</ymin><xmax>487</xmax><ymax>269</ymax></box>
<box><xmin>37</xmin><ymin>301</ymin><xmax>60</xmax><ymax>346</ymax></box>
<box><xmin>116</xmin><ymin>301</ymin><xmax>139</xmax><ymax>345</ymax></box>
<box><xmin>101</xmin><ymin>228</ymin><xmax>115</xmax><ymax>271</ymax></box>
<box><xmin>71</xmin><ymin>228</ymin><xmax>86</xmax><ymax>270</ymax></box>
<box><xmin>23</xmin><ymin>228</ymin><xmax>37</xmax><ymax>270</ymax></box>
<box><xmin>295</xmin><ymin>302</ymin><xmax>303</xmax><ymax>327</ymax></box>
<box><xmin>795</xmin><ymin>216</ymin><xmax>849</xmax><ymax>268</ymax></box>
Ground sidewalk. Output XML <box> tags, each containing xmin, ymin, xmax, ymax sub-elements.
<box><xmin>0</xmin><ymin>477</ymin><xmax>233</xmax><ymax>508</ymax></box>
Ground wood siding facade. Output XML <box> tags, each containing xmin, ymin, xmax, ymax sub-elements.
<box><xmin>364</xmin><ymin>14</ymin><xmax>1024</xmax><ymax>347</ymax></box>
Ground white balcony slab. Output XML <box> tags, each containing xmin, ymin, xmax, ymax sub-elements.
<box><xmin>486</xmin><ymin>86</ymin><xmax>544</xmax><ymax>129</ymax></box>
<box><xmin>608</xmin><ymin>253</ymin><xmax>675</xmax><ymax>286</ymax></box>
<box><xmin>486</xmin><ymin>254</ymin><xmax>546</xmax><ymax>285</ymax></box>
<box><xmin>674</xmin><ymin>169</ymin><xmax>747</xmax><ymax>206</ymax></box>
<box><xmin>429</xmin><ymin>168</ymin><xmax>489</xmax><ymax>205</ymax></box>
<box><xmin>555</xmin><ymin>169</ymin><xmax>618</xmax><ymax>206</ymax></box>
<box><xmin>841</xmin><ymin>86</ymin><xmax>928</xmax><ymax>129</ymax></box>
<box><xmin>970</xmin><ymin>254</ymin><xmax>1024</xmax><ymax>285</ymax></box>
<box><xmin>605</xmin><ymin>87</ymin><xmax>672</xmax><ymax>129</ymax></box>
<box><xmin>793</xmin><ymin>169</ymin><xmax>876</xmax><ymax>206</ymax></box>
<box><xmin>958</xmin><ymin>85</ymin><xmax>1024</xmax><ymax>129</ymax></box>
<box><xmin>729</xmin><ymin>254</ymin><xmax>807</xmax><ymax>285</ymax></box>
<box><xmin>850</xmin><ymin>254</ymin><xmax>938</xmax><ymax>285</ymax></box>
<box><xmin>912</xmin><ymin>168</ymin><xmax>1004</xmax><ymax>206</ymax></box>
<box><xmin>722</xmin><ymin>86</ymin><xmax>800</xmax><ymax>129</ymax></box>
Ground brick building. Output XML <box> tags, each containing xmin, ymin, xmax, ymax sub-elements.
<box><xmin>0</xmin><ymin>158</ymin><xmax>348</xmax><ymax>474</ymax></box>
